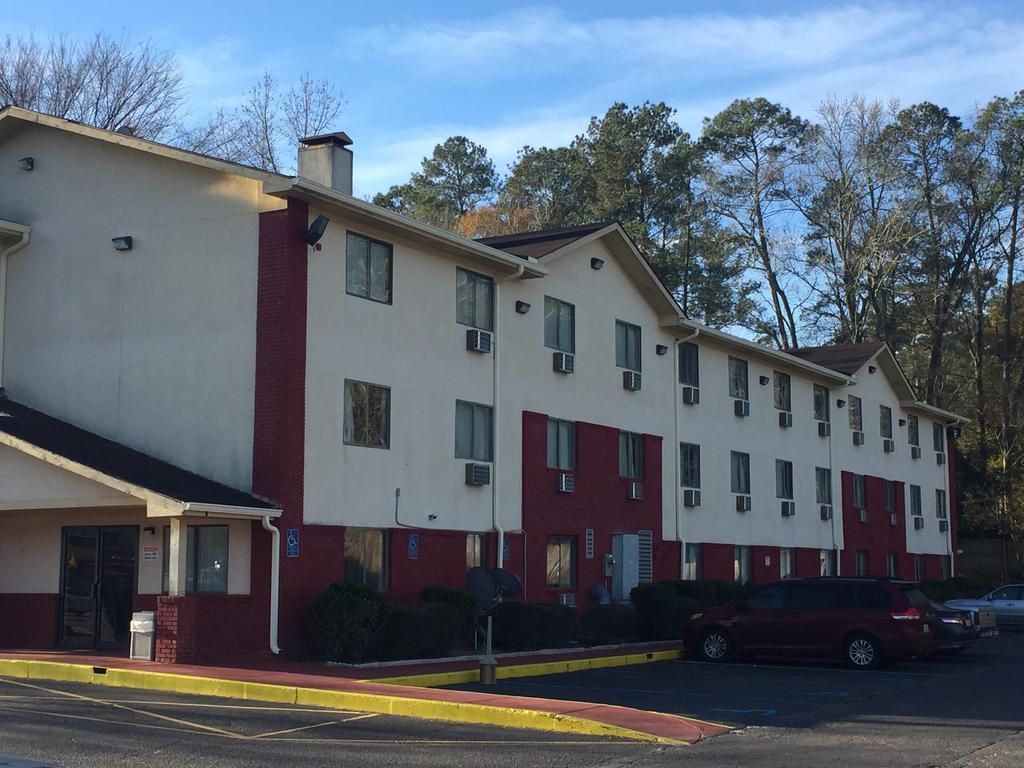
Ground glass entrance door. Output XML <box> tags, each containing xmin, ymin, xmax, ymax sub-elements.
<box><xmin>60</xmin><ymin>526</ymin><xmax>138</xmax><ymax>648</ymax></box>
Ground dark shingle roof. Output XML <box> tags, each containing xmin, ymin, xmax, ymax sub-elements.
<box><xmin>477</xmin><ymin>222</ymin><xmax>612</xmax><ymax>259</ymax></box>
<box><xmin>0</xmin><ymin>397</ymin><xmax>277</xmax><ymax>510</ymax></box>
<box><xmin>786</xmin><ymin>341</ymin><xmax>887</xmax><ymax>376</ymax></box>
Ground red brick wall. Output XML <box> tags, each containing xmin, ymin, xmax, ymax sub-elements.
<box><xmin>699</xmin><ymin>543</ymin><xmax>734</xmax><ymax>581</ymax></box>
<box><xmin>840</xmin><ymin>471</ymin><xmax>907</xmax><ymax>576</ymax></box>
<box><xmin>520</xmin><ymin>411</ymin><xmax>663</xmax><ymax>605</ymax></box>
<box><xmin>155</xmin><ymin>595</ymin><xmax>197</xmax><ymax>664</ymax></box>
<box><xmin>795</xmin><ymin>547</ymin><xmax>822</xmax><ymax>578</ymax></box>
<box><xmin>0</xmin><ymin>594</ymin><xmax>59</xmax><ymax>647</ymax></box>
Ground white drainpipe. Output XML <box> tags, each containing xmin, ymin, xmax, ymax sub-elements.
<box><xmin>494</xmin><ymin>263</ymin><xmax>525</xmax><ymax>568</ymax></box>
<box><xmin>261</xmin><ymin>516</ymin><xmax>281</xmax><ymax>655</ymax></box>
<box><xmin>0</xmin><ymin>226</ymin><xmax>31</xmax><ymax>388</ymax></box>
<box><xmin>674</xmin><ymin>326</ymin><xmax>699</xmax><ymax>574</ymax></box>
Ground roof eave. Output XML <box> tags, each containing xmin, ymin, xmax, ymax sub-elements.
<box><xmin>264</xmin><ymin>177</ymin><xmax>549</xmax><ymax>278</ymax></box>
<box><xmin>900</xmin><ymin>400</ymin><xmax>968</xmax><ymax>424</ymax></box>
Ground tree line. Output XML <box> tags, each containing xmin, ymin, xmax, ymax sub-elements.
<box><xmin>1</xmin><ymin>31</ymin><xmax>1021</xmax><ymax>560</ymax></box>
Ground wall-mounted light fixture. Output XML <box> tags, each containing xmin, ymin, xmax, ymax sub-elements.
<box><xmin>836</xmin><ymin>399</ymin><xmax>847</xmax><ymax>408</ymax></box>
<box><xmin>656</xmin><ymin>344</ymin><xmax>668</xmax><ymax>356</ymax></box>
<box><xmin>112</xmin><ymin>236</ymin><xmax>133</xmax><ymax>251</ymax></box>
<box><xmin>949</xmin><ymin>425</ymin><xmax>962</xmax><ymax>439</ymax></box>
<box><xmin>143</xmin><ymin>526</ymin><xmax>155</xmax><ymax>535</ymax></box>
<box><xmin>306</xmin><ymin>214</ymin><xmax>329</xmax><ymax>246</ymax></box>
<box><xmin>590</xmin><ymin>257</ymin><xmax>604</xmax><ymax>270</ymax></box>
<box><xmin>868</xmin><ymin>365</ymin><xmax>877</xmax><ymax>374</ymax></box>
<box><xmin>759</xmin><ymin>375</ymin><xmax>770</xmax><ymax>386</ymax></box>
<box><xmin>898</xmin><ymin>418</ymin><xmax>907</xmax><ymax>427</ymax></box>
<box><xmin>18</xmin><ymin>157</ymin><xmax>34</xmax><ymax>171</ymax></box>
<box><xmin>515</xmin><ymin>300</ymin><xmax>531</xmax><ymax>315</ymax></box>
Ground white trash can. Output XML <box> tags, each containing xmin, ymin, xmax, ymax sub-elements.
<box><xmin>129</xmin><ymin>610</ymin><xmax>156</xmax><ymax>661</ymax></box>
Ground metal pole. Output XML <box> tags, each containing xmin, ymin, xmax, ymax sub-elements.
<box><xmin>480</xmin><ymin>616</ymin><xmax>496</xmax><ymax>684</ymax></box>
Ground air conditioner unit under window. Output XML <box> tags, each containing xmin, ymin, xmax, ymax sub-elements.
<box><xmin>779</xmin><ymin>411</ymin><xmax>793</xmax><ymax>429</ymax></box>
<box><xmin>683</xmin><ymin>489</ymin><xmax>701</xmax><ymax>508</ymax></box>
<box><xmin>914</xmin><ymin>516</ymin><xmax>925</xmax><ymax>530</ymax></box>
<box><xmin>558</xmin><ymin>592</ymin><xmax>577</xmax><ymax>607</ymax></box>
<box><xmin>627</xmin><ymin>481</ymin><xmax>643</xmax><ymax>500</ymax></box>
<box><xmin>936</xmin><ymin>452</ymin><xmax>946</xmax><ymax>465</ymax></box>
<box><xmin>911</xmin><ymin>446</ymin><xmax>922</xmax><ymax>460</ymax></box>
<box><xmin>883</xmin><ymin>439</ymin><xmax>895</xmax><ymax>453</ymax></box>
<box><xmin>820</xmin><ymin>504</ymin><xmax>832</xmax><ymax>520</ymax></box>
<box><xmin>781</xmin><ymin>500</ymin><xmax>796</xmax><ymax>517</ymax></box>
<box><xmin>734</xmin><ymin>399</ymin><xmax>750</xmax><ymax>417</ymax></box>
<box><xmin>736</xmin><ymin>494</ymin><xmax>751</xmax><ymax>512</ymax></box>
<box><xmin>556</xmin><ymin>472</ymin><xmax>575</xmax><ymax>493</ymax></box>
<box><xmin>465</xmin><ymin>462</ymin><xmax>491</xmax><ymax>486</ymax></box>
<box><xmin>939</xmin><ymin>519</ymin><xmax>949</xmax><ymax>533</ymax></box>
<box><xmin>853</xmin><ymin>431</ymin><xmax>865</xmax><ymax>446</ymax></box>
<box><xmin>623</xmin><ymin>370</ymin><xmax>642</xmax><ymax>391</ymax></box>
<box><xmin>466</xmin><ymin>329</ymin><xmax>492</xmax><ymax>354</ymax></box>
<box><xmin>681</xmin><ymin>386</ymin><xmax>700</xmax><ymax>405</ymax></box>
<box><xmin>553</xmin><ymin>351</ymin><xmax>574</xmax><ymax>374</ymax></box>
<box><xmin>818</xmin><ymin>421</ymin><xmax>831</xmax><ymax>438</ymax></box>
<box><xmin>858</xmin><ymin>509</ymin><xmax>868</xmax><ymax>523</ymax></box>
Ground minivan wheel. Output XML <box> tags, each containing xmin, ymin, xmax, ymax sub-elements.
<box><xmin>844</xmin><ymin>633</ymin><xmax>880</xmax><ymax>669</ymax></box>
<box><xmin>699</xmin><ymin>629</ymin><xmax>734</xmax><ymax>662</ymax></box>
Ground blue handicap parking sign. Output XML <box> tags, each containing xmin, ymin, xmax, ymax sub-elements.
<box><xmin>503</xmin><ymin>537</ymin><xmax>510</xmax><ymax>562</ymax></box>
<box><xmin>407</xmin><ymin>533</ymin><xmax>420</xmax><ymax>560</ymax></box>
<box><xmin>286</xmin><ymin>528</ymin><xmax>300</xmax><ymax>558</ymax></box>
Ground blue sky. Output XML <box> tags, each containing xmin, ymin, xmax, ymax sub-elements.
<box><xmin>6</xmin><ymin>1</ymin><xmax>1024</xmax><ymax>196</ymax></box>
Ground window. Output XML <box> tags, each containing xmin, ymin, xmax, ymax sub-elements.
<box><xmin>780</xmin><ymin>548</ymin><xmax>795</xmax><ymax>579</ymax></box>
<box><xmin>815</xmin><ymin>467</ymin><xmax>832</xmax><ymax>505</ymax></box>
<box><xmin>343</xmin><ymin>380</ymin><xmax>390</xmax><ymax>449</ymax></box>
<box><xmin>730</xmin><ymin>451</ymin><xmax>750</xmax><ymax>494</ymax></box>
<box><xmin>914</xmin><ymin>554</ymin><xmax>924</xmax><ymax>582</ymax></box>
<box><xmin>546</xmin><ymin>418</ymin><xmax>576</xmax><ymax>471</ymax></box>
<box><xmin>887</xmin><ymin>552</ymin><xmax>899</xmax><ymax>578</ymax></box>
<box><xmin>848</xmin><ymin>395</ymin><xmax>863</xmax><ymax>431</ymax></box>
<box><xmin>728</xmin><ymin>357</ymin><xmax>748</xmax><ymax>400</ymax></box>
<box><xmin>346</xmin><ymin>231</ymin><xmax>393</xmax><ymax>304</ymax></box>
<box><xmin>991</xmin><ymin>586</ymin><xmax>1024</xmax><ymax>601</ymax></box>
<box><xmin>791</xmin><ymin>582</ymin><xmax>840</xmax><ymax>610</ymax></box>
<box><xmin>910</xmin><ymin>485</ymin><xmax>923</xmax><ymax>516</ymax></box>
<box><xmin>619</xmin><ymin>432</ymin><xmax>644</xmax><ymax>479</ymax></box>
<box><xmin>683</xmin><ymin>543</ymin><xmax>702</xmax><ymax>580</ymax></box>
<box><xmin>908</xmin><ymin>415</ymin><xmax>920</xmax><ymax>446</ymax></box>
<box><xmin>933</xmin><ymin>423</ymin><xmax>945</xmax><ymax>453</ymax></box>
<box><xmin>456</xmin><ymin>268</ymin><xmax>494</xmax><ymax>331</ymax></box>
<box><xmin>455</xmin><ymin>401</ymin><xmax>493</xmax><ymax>461</ymax></box>
<box><xmin>544</xmin><ymin>296</ymin><xmax>575</xmax><ymax>353</ymax></box>
<box><xmin>161</xmin><ymin>525</ymin><xmax>229</xmax><ymax>594</ymax></box>
<box><xmin>940</xmin><ymin>557</ymin><xmax>951</xmax><ymax>580</ymax></box>
<box><xmin>745</xmin><ymin>584</ymin><xmax>786</xmax><ymax>610</ymax></box>
<box><xmin>775</xmin><ymin>459</ymin><xmax>794</xmax><ymax>500</ymax></box>
<box><xmin>773</xmin><ymin>371</ymin><xmax>791</xmax><ymax>412</ymax></box>
<box><xmin>546</xmin><ymin>536</ymin><xmax>576</xmax><ymax>588</ymax></box>
<box><xmin>680</xmin><ymin>442</ymin><xmax>701</xmax><ymax>488</ymax></box>
<box><xmin>880</xmin><ymin>405</ymin><xmax>893</xmax><ymax>439</ymax></box>
<box><xmin>615</xmin><ymin>320</ymin><xmax>642</xmax><ymax>371</ymax></box>
<box><xmin>884</xmin><ymin>480</ymin><xmax>897</xmax><ymax>512</ymax></box>
<box><xmin>344</xmin><ymin>528</ymin><xmax>388</xmax><ymax>591</ymax></box>
<box><xmin>679</xmin><ymin>342</ymin><xmax>699</xmax><ymax>387</ymax></box>
<box><xmin>856</xmin><ymin>550</ymin><xmax>869</xmax><ymax>576</ymax></box>
<box><xmin>936</xmin><ymin>489</ymin><xmax>947</xmax><ymax>519</ymax></box>
<box><xmin>820</xmin><ymin>549</ymin><xmax>836</xmax><ymax>576</ymax></box>
<box><xmin>841</xmin><ymin>584</ymin><xmax>892</xmax><ymax>610</ymax></box>
<box><xmin>734</xmin><ymin>545</ymin><xmax>752</xmax><ymax>584</ymax></box>
<box><xmin>813</xmin><ymin>385</ymin><xmax>830</xmax><ymax>422</ymax></box>
<box><xmin>466</xmin><ymin>533</ymin><xmax>485</xmax><ymax>570</ymax></box>
<box><xmin>853</xmin><ymin>474</ymin><xmax>866</xmax><ymax>508</ymax></box>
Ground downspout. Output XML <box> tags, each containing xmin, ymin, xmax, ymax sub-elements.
<box><xmin>494</xmin><ymin>263</ymin><xmax>525</xmax><ymax>568</ymax></box>
<box><xmin>674</xmin><ymin>326</ymin><xmax>699</xmax><ymax>576</ymax></box>
<box><xmin>0</xmin><ymin>227</ymin><xmax>31</xmax><ymax>388</ymax></box>
<box><xmin>261</xmin><ymin>516</ymin><xmax>281</xmax><ymax>655</ymax></box>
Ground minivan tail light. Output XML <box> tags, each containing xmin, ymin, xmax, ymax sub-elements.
<box><xmin>891</xmin><ymin>607</ymin><xmax>922</xmax><ymax>621</ymax></box>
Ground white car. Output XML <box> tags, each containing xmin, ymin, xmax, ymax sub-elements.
<box><xmin>947</xmin><ymin>585</ymin><xmax>1024</xmax><ymax>628</ymax></box>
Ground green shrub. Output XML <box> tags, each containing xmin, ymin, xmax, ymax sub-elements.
<box><xmin>920</xmin><ymin>576</ymin><xmax>1000</xmax><ymax>603</ymax></box>
<box><xmin>660</xmin><ymin>579</ymin><xmax>751</xmax><ymax>610</ymax></box>
<box><xmin>376</xmin><ymin>603</ymin><xmax>462</xmax><ymax>661</ymax></box>
<box><xmin>630</xmin><ymin>583</ymin><xmax>681</xmax><ymax>640</ymax></box>
<box><xmin>579</xmin><ymin>604</ymin><xmax>636</xmax><ymax>645</ymax></box>
<box><xmin>308</xmin><ymin>582</ymin><xmax>387</xmax><ymax>662</ymax></box>
<box><xmin>419</xmin><ymin>586</ymin><xmax>480</xmax><ymax>638</ymax></box>
<box><xmin>490</xmin><ymin>602</ymin><xmax>576</xmax><ymax>650</ymax></box>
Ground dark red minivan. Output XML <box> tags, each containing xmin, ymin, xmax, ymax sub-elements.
<box><xmin>684</xmin><ymin>577</ymin><xmax>936</xmax><ymax>668</ymax></box>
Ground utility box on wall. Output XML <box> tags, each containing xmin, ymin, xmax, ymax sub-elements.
<box><xmin>612</xmin><ymin>533</ymin><xmax>640</xmax><ymax>602</ymax></box>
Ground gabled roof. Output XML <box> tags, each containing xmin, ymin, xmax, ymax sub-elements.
<box><xmin>0</xmin><ymin>397</ymin><xmax>278</xmax><ymax>515</ymax></box>
<box><xmin>478</xmin><ymin>222</ymin><xmax>613</xmax><ymax>259</ymax></box>
<box><xmin>787</xmin><ymin>342</ymin><xmax>888</xmax><ymax>376</ymax></box>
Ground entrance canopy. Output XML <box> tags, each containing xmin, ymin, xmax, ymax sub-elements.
<box><xmin>0</xmin><ymin>397</ymin><xmax>280</xmax><ymax>520</ymax></box>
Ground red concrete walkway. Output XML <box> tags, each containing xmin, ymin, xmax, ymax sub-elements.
<box><xmin>0</xmin><ymin>644</ymin><xmax>728</xmax><ymax>744</ymax></box>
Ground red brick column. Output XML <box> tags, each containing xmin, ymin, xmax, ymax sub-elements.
<box><xmin>155</xmin><ymin>595</ymin><xmax>198</xmax><ymax>664</ymax></box>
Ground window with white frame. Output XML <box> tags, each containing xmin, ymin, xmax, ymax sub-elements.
<box><xmin>615</xmin><ymin>320</ymin><xmax>641</xmax><ymax>371</ymax></box>
<box><xmin>456</xmin><ymin>268</ymin><xmax>494</xmax><ymax>331</ymax></box>
<box><xmin>544</xmin><ymin>296</ymin><xmax>575</xmax><ymax>353</ymax></box>
<box><xmin>815</xmin><ymin>467</ymin><xmax>832</xmax><ymax>505</ymax></box>
<box><xmin>853</xmin><ymin>474</ymin><xmax>867</xmax><ymax>508</ymax></box>
<box><xmin>910</xmin><ymin>485</ymin><xmax>923</xmax><ymax>516</ymax></box>
<box><xmin>728</xmin><ymin>357</ymin><xmax>748</xmax><ymax>400</ymax></box>
<box><xmin>856</xmin><ymin>550</ymin><xmax>869</xmax><ymax>576</ymax></box>
<box><xmin>466</xmin><ymin>533</ymin><xmax>485</xmax><ymax>570</ymax></box>
<box><xmin>734</xmin><ymin>545</ymin><xmax>752</xmax><ymax>584</ymax></box>
<box><xmin>455</xmin><ymin>401</ymin><xmax>493</xmax><ymax>461</ymax></box>
<box><xmin>346</xmin><ymin>231</ymin><xmax>393</xmax><ymax>304</ymax></box>
<box><xmin>820</xmin><ymin>549</ymin><xmax>836</xmax><ymax>576</ymax></box>
<box><xmin>773</xmin><ymin>371</ymin><xmax>791</xmax><ymax>412</ymax></box>
<box><xmin>683</xmin><ymin>543</ymin><xmax>702</xmax><ymax>580</ymax></box>
<box><xmin>345</xmin><ymin>528</ymin><xmax>389</xmax><ymax>591</ymax></box>
<box><xmin>775</xmin><ymin>459</ymin><xmax>794</xmax><ymax>500</ymax></box>
<box><xmin>680</xmin><ymin>442</ymin><xmax>701</xmax><ymax>488</ymax></box>
<box><xmin>933</xmin><ymin>423</ymin><xmax>946</xmax><ymax>453</ymax></box>
<box><xmin>679</xmin><ymin>342</ymin><xmax>699</xmax><ymax>387</ymax></box>
<box><xmin>546</xmin><ymin>418</ymin><xmax>576</xmax><ymax>471</ymax></box>
<box><xmin>343</xmin><ymin>380</ymin><xmax>390</xmax><ymax>449</ymax></box>
<box><xmin>884</xmin><ymin>480</ymin><xmax>897</xmax><ymax>512</ymax></box>
<box><xmin>880</xmin><ymin>405</ymin><xmax>893</xmax><ymax>439</ymax></box>
<box><xmin>730</xmin><ymin>451</ymin><xmax>751</xmax><ymax>494</ymax></box>
<box><xmin>887</xmin><ymin>552</ymin><xmax>899</xmax><ymax>578</ymax></box>
<box><xmin>780</xmin><ymin>548</ymin><xmax>795</xmax><ymax>579</ymax></box>
<box><xmin>848</xmin><ymin>395</ymin><xmax>863</xmax><ymax>431</ymax></box>
<box><xmin>546</xmin><ymin>536</ymin><xmax>576</xmax><ymax>588</ymax></box>
<box><xmin>814</xmin><ymin>384</ymin><xmax>830</xmax><ymax>422</ymax></box>
<box><xmin>161</xmin><ymin>525</ymin><xmax>229</xmax><ymax>595</ymax></box>
<box><xmin>936</xmin><ymin>489</ymin><xmax>948</xmax><ymax>519</ymax></box>
<box><xmin>914</xmin><ymin>554</ymin><xmax>924</xmax><ymax>582</ymax></box>
<box><xmin>908</xmin><ymin>414</ymin><xmax>920</xmax><ymax>446</ymax></box>
<box><xmin>619</xmin><ymin>432</ymin><xmax>644</xmax><ymax>479</ymax></box>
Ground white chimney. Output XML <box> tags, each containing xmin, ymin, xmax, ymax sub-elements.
<box><xmin>298</xmin><ymin>132</ymin><xmax>354</xmax><ymax>195</ymax></box>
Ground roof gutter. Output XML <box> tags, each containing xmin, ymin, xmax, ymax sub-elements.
<box><xmin>181</xmin><ymin>501</ymin><xmax>282</xmax><ymax>519</ymax></box>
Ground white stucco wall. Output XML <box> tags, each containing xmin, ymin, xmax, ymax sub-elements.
<box><xmin>0</xmin><ymin>444</ymin><xmax>135</xmax><ymax>509</ymax></box>
<box><xmin>0</xmin><ymin>123</ymin><xmax>284</xmax><ymax>489</ymax></box>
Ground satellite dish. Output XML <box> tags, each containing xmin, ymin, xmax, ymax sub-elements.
<box><xmin>306</xmin><ymin>214</ymin><xmax>329</xmax><ymax>246</ymax></box>
<box><xmin>588</xmin><ymin>585</ymin><xmax>611</xmax><ymax>605</ymax></box>
<box><xmin>491</xmin><ymin>568</ymin><xmax>522</xmax><ymax>600</ymax></box>
<box><xmin>465</xmin><ymin>567</ymin><xmax>497</xmax><ymax>612</ymax></box>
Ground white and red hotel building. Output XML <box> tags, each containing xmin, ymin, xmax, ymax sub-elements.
<box><xmin>0</xmin><ymin>108</ymin><xmax>962</xmax><ymax>663</ymax></box>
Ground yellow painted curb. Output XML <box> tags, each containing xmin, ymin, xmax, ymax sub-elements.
<box><xmin>0</xmin><ymin>658</ymin><xmax>685</xmax><ymax>744</ymax></box>
<box><xmin>373</xmin><ymin>649</ymin><xmax>682</xmax><ymax>688</ymax></box>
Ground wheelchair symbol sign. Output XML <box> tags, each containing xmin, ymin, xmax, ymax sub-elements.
<box><xmin>286</xmin><ymin>528</ymin><xmax>300</xmax><ymax>558</ymax></box>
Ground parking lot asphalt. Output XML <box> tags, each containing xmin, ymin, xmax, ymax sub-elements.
<box><xmin>451</xmin><ymin>629</ymin><xmax>1024</xmax><ymax>767</ymax></box>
